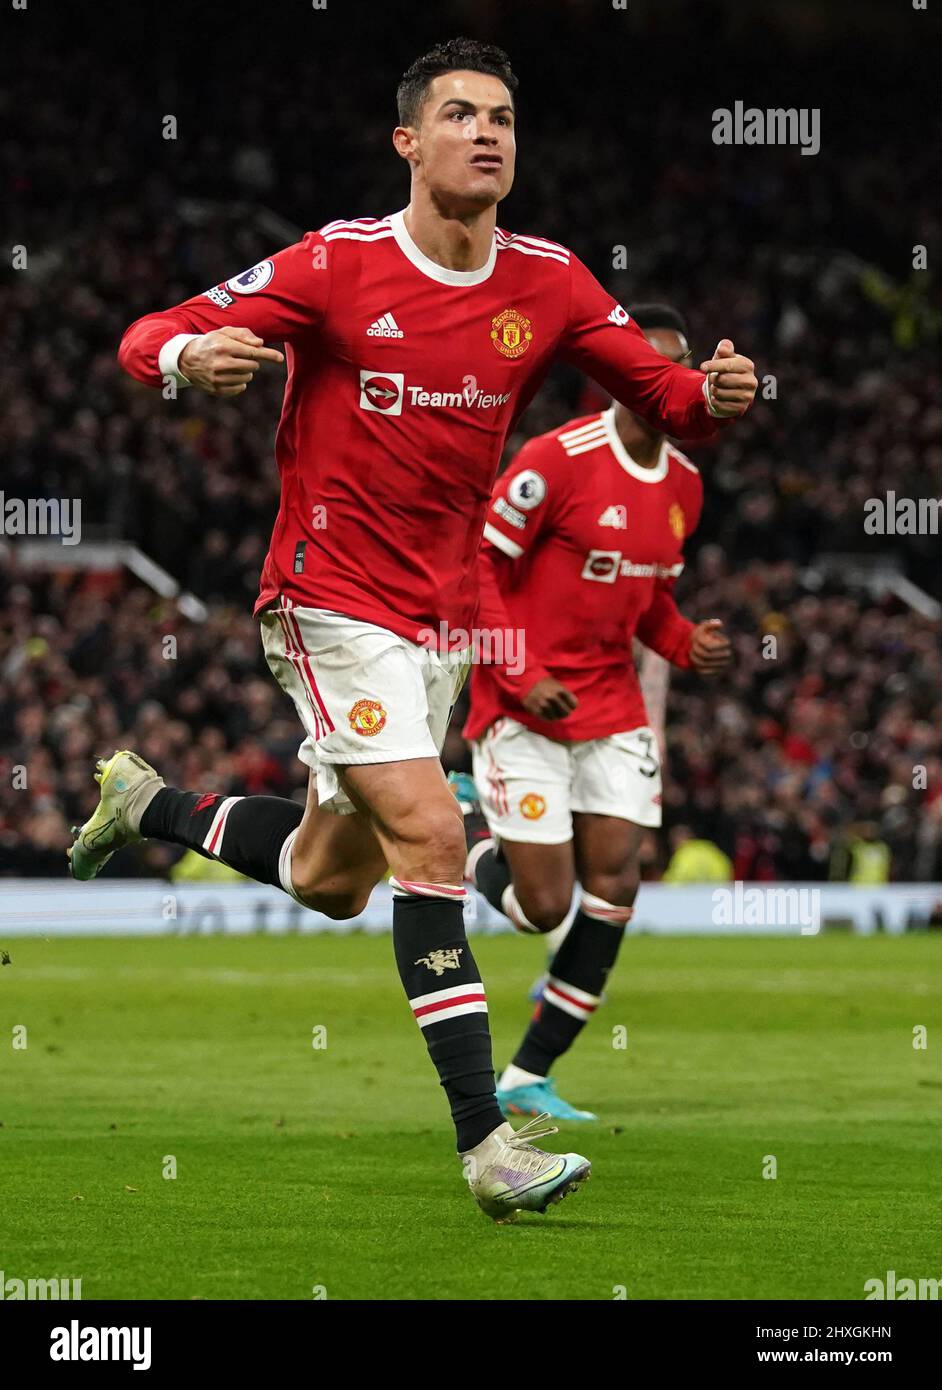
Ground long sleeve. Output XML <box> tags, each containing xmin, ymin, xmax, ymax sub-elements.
<box><xmin>476</xmin><ymin>541</ymin><xmax>554</xmax><ymax>698</ymax></box>
<box><xmin>560</xmin><ymin>254</ymin><xmax>726</xmax><ymax>440</ymax></box>
<box><xmin>117</xmin><ymin>232</ymin><xmax>331</xmax><ymax>387</ymax></box>
<box><xmin>635</xmin><ymin>579</ymin><xmax>695</xmax><ymax>668</ymax></box>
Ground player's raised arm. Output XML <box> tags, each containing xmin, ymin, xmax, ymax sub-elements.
<box><xmin>560</xmin><ymin>255</ymin><xmax>757</xmax><ymax>438</ymax></box>
<box><xmin>117</xmin><ymin>232</ymin><xmax>331</xmax><ymax>394</ymax></box>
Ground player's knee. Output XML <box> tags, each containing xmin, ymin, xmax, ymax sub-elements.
<box><xmin>387</xmin><ymin>803</ymin><xmax>466</xmax><ymax>883</ymax></box>
<box><xmin>290</xmin><ymin>860</ymin><xmax>379</xmax><ymax>918</ymax></box>
<box><xmin>313</xmin><ymin>888</ymin><xmax>374</xmax><ymax>920</ymax></box>
<box><xmin>581</xmin><ymin>870</ymin><xmax>638</xmax><ymax>911</ymax></box>
<box><xmin>516</xmin><ymin>888</ymin><xmax>571</xmax><ymax>934</ymax></box>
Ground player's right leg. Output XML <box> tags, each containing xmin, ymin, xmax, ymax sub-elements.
<box><xmin>337</xmin><ymin>754</ymin><xmax>590</xmax><ymax>1220</ymax></box>
<box><xmin>269</xmin><ymin>604</ymin><xmax>589</xmax><ymax>1221</ymax></box>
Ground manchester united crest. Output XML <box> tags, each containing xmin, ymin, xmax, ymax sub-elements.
<box><xmin>520</xmin><ymin>792</ymin><xmax>546</xmax><ymax>820</ymax></box>
<box><xmin>490</xmin><ymin>308</ymin><xmax>532</xmax><ymax>359</ymax></box>
<box><xmin>348</xmin><ymin>698</ymin><xmax>387</xmax><ymax>737</ymax></box>
<box><xmin>669</xmin><ymin>503</ymin><xmax>686</xmax><ymax>539</ymax></box>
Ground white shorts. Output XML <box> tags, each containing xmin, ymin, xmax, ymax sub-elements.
<box><xmin>260</xmin><ymin>601</ymin><xmax>471</xmax><ymax>814</ymax></box>
<box><xmin>471</xmin><ymin>717</ymin><xmax>662</xmax><ymax>844</ymax></box>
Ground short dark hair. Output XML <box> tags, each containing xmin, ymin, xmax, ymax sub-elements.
<box><xmin>627</xmin><ymin>303</ymin><xmax>688</xmax><ymax>337</ymax></box>
<box><xmin>397</xmin><ymin>37</ymin><xmax>518</xmax><ymax>128</ymax></box>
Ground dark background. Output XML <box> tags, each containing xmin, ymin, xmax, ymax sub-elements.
<box><xmin>1</xmin><ymin>0</ymin><xmax>940</xmax><ymax>880</ymax></box>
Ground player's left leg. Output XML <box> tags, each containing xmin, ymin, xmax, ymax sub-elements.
<box><xmin>69</xmin><ymin>753</ymin><xmax>386</xmax><ymax>919</ymax></box>
<box><xmin>497</xmin><ymin>725</ymin><xmax>662</xmax><ymax>1120</ymax></box>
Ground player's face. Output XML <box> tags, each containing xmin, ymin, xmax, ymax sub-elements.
<box><xmin>644</xmin><ymin>327</ymin><xmax>690</xmax><ymax>365</ymax></box>
<box><xmin>405</xmin><ymin>71</ymin><xmax>516</xmax><ymax>212</ymax></box>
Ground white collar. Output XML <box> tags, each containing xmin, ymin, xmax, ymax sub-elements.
<box><xmin>601</xmin><ymin>406</ymin><xmax>669</xmax><ymax>482</ymax></box>
<box><xmin>388</xmin><ymin>208</ymin><xmax>497</xmax><ymax>287</ymax></box>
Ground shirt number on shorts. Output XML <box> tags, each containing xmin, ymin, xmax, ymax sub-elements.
<box><xmin>628</xmin><ymin>731</ymin><xmax>659</xmax><ymax>779</ymax></box>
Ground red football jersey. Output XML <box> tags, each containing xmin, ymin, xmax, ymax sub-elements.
<box><xmin>464</xmin><ymin>407</ymin><xmax>703</xmax><ymax>742</ymax></box>
<box><xmin>119</xmin><ymin>212</ymin><xmax>720</xmax><ymax>645</ymax></box>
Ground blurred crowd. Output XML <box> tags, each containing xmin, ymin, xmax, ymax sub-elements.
<box><xmin>3</xmin><ymin>550</ymin><xmax>939</xmax><ymax>879</ymax></box>
<box><xmin>2</xmin><ymin>4</ymin><xmax>940</xmax><ymax>879</ymax></box>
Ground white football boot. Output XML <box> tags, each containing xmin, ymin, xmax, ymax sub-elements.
<box><xmin>461</xmin><ymin>1112</ymin><xmax>591</xmax><ymax>1222</ymax></box>
<box><xmin>68</xmin><ymin>750</ymin><xmax>165</xmax><ymax>881</ymax></box>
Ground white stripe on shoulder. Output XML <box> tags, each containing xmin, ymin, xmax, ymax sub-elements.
<box><xmin>559</xmin><ymin>427</ymin><xmax>607</xmax><ymax>447</ymax></box>
<box><xmin>496</xmin><ymin>229</ymin><xmax>569</xmax><ymax>257</ymax></box>
<box><xmin>666</xmin><ymin>444</ymin><xmax>700</xmax><ymax>474</ymax></box>
<box><xmin>558</xmin><ymin>415</ymin><xmax>606</xmax><ymax>444</ymax></box>
<box><xmin>319</xmin><ymin>217</ymin><xmax>390</xmax><ymax>234</ymax></box>
<box><xmin>322</xmin><ymin>229</ymin><xmax>395</xmax><ymax>244</ymax></box>
<box><xmin>496</xmin><ymin>239</ymin><xmax>569</xmax><ymax>267</ymax></box>
<box><xmin>561</xmin><ymin>433</ymin><xmax>609</xmax><ymax>457</ymax></box>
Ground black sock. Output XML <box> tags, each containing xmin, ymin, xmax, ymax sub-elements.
<box><xmin>393</xmin><ymin>889</ymin><xmax>504</xmax><ymax>1152</ymax></box>
<box><xmin>512</xmin><ymin>897</ymin><xmax>631</xmax><ymax>1077</ymax></box>
<box><xmin>141</xmin><ymin>788</ymin><xmax>302</xmax><ymax>889</ymax></box>
<box><xmin>473</xmin><ymin>845</ymin><xmax>512</xmax><ymax>915</ymax></box>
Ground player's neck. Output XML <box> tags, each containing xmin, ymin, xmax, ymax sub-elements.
<box><xmin>617</xmin><ymin>426</ymin><xmax>663</xmax><ymax>468</ymax></box>
<box><xmin>403</xmin><ymin>196</ymin><xmax>496</xmax><ymax>273</ymax></box>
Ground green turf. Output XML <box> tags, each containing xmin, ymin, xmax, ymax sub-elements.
<box><xmin>1</xmin><ymin>931</ymin><xmax>939</xmax><ymax>1300</ymax></box>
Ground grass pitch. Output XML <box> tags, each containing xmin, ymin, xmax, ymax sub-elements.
<box><xmin>0</xmin><ymin>930</ymin><xmax>939</xmax><ymax>1300</ymax></box>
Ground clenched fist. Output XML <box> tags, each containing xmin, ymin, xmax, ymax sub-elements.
<box><xmin>699</xmin><ymin>339</ymin><xmax>757</xmax><ymax>419</ymax></box>
<box><xmin>689</xmin><ymin>619</ymin><xmax>732</xmax><ymax>676</ymax></box>
<box><xmin>179</xmin><ymin>327</ymin><xmax>285</xmax><ymax>397</ymax></box>
<box><xmin>522</xmin><ymin>675</ymin><xmax>579</xmax><ymax>721</ymax></box>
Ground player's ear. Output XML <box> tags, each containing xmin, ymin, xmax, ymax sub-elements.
<box><xmin>392</xmin><ymin>126</ymin><xmax>418</xmax><ymax>164</ymax></box>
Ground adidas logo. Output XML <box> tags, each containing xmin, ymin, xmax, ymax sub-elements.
<box><xmin>598</xmin><ymin>505</ymin><xmax>627</xmax><ymax>529</ymax></box>
<box><xmin>367</xmin><ymin>312</ymin><xmax>404</xmax><ymax>338</ymax></box>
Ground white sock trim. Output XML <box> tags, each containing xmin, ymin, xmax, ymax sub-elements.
<box><xmin>389</xmin><ymin>877</ymin><xmax>466</xmax><ymax>900</ymax></box>
<box><xmin>277</xmin><ymin>826</ymin><xmax>306</xmax><ymax>905</ymax></box>
<box><xmin>502</xmin><ymin>884</ymin><xmax>540</xmax><ymax>934</ymax></box>
<box><xmin>499</xmin><ymin>1063</ymin><xmax>545</xmax><ymax>1089</ymax></box>
<box><xmin>580</xmin><ymin>891</ymin><xmax>634</xmax><ymax>924</ymax></box>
